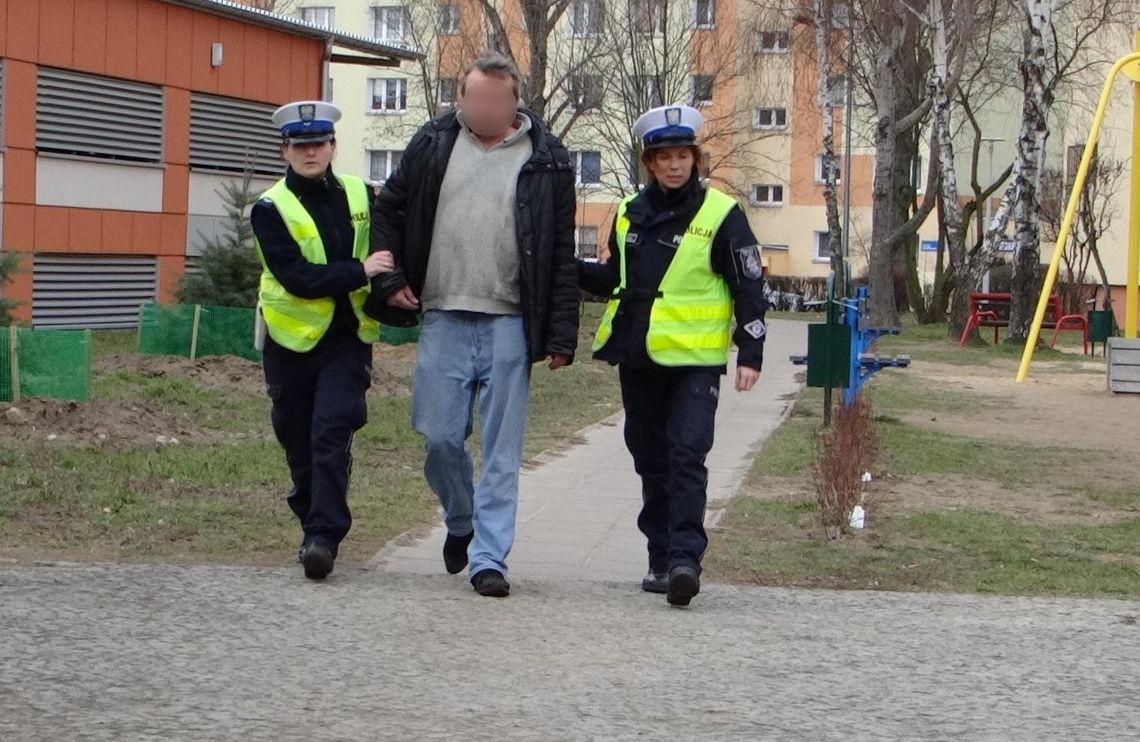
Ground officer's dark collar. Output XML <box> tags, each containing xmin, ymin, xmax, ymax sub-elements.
<box><xmin>285</xmin><ymin>166</ymin><xmax>339</xmax><ymax>196</ymax></box>
<box><xmin>643</xmin><ymin>170</ymin><xmax>703</xmax><ymax>210</ymax></box>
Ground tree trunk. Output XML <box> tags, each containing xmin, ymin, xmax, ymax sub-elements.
<box><xmin>1005</xmin><ymin>0</ymin><xmax>1054</xmax><ymax>344</ymax></box>
<box><xmin>816</xmin><ymin>0</ymin><xmax>845</xmax><ymax>298</ymax></box>
<box><xmin>867</xmin><ymin>19</ymin><xmax>905</xmax><ymax>329</ymax></box>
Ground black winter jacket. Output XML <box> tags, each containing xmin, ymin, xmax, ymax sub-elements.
<box><xmin>368</xmin><ymin>109</ymin><xmax>580</xmax><ymax>364</ymax></box>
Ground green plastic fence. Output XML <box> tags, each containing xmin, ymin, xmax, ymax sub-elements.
<box><xmin>138</xmin><ymin>302</ymin><xmax>420</xmax><ymax>355</ymax></box>
<box><xmin>137</xmin><ymin>303</ymin><xmax>260</xmax><ymax>362</ymax></box>
<box><xmin>0</xmin><ymin>326</ymin><xmax>92</xmax><ymax>402</ymax></box>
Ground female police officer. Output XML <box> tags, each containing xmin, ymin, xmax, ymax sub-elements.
<box><xmin>579</xmin><ymin>105</ymin><xmax>768</xmax><ymax>607</ymax></box>
<box><xmin>251</xmin><ymin>101</ymin><xmax>393</xmax><ymax>580</ymax></box>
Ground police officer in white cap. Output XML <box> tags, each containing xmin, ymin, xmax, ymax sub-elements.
<box><xmin>579</xmin><ymin>104</ymin><xmax>768</xmax><ymax>607</ymax></box>
<box><xmin>251</xmin><ymin>101</ymin><xmax>394</xmax><ymax>580</ymax></box>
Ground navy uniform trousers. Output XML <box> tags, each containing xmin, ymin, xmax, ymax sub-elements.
<box><xmin>263</xmin><ymin>330</ymin><xmax>371</xmax><ymax>556</ymax></box>
<box><xmin>618</xmin><ymin>364</ymin><xmax>721</xmax><ymax>576</ymax></box>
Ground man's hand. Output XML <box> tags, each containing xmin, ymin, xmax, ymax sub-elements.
<box><xmin>735</xmin><ymin>366</ymin><xmax>760</xmax><ymax>392</ymax></box>
<box><xmin>386</xmin><ymin>285</ymin><xmax>420</xmax><ymax>311</ymax></box>
<box><xmin>547</xmin><ymin>354</ymin><xmax>571</xmax><ymax>370</ymax></box>
<box><xmin>363</xmin><ymin>251</ymin><xmax>395</xmax><ymax>278</ymax></box>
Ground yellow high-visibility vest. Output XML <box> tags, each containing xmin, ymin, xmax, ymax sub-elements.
<box><xmin>254</xmin><ymin>174</ymin><xmax>379</xmax><ymax>352</ymax></box>
<box><xmin>593</xmin><ymin>187</ymin><xmax>736</xmax><ymax>366</ymax></box>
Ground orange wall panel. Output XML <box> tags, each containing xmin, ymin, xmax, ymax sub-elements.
<box><xmin>3</xmin><ymin>203</ymin><xmax>35</xmax><ymax>251</ymax></box>
<box><xmin>72</xmin><ymin>0</ymin><xmax>109</xmax><ymax>74</ymax></box>
<box><xmin>164</xmin><ymin>5</ymin><xmax>195</xmax><ymax>89</ymax></box>
<box><xmin>101</xmin><ymin>210</ymin><xmax>133</xmax><ymax>253</ymax></box>
<box><xmin>264</xmin><ymin>34</ymin><xmax>294</xmax><ymax>103</ymax></box>
<box><xmin>104</xmin><ymin>0</ymin><xmax>139</xmax><ymax>79</ymax></box>
<box><xmin>130</xmin><ymin>212</ymin><xmax>163</xmax><ymax>254</ymax></box>
<box><xmin>68</xmin><ymin>209</ymin><xmax>104</xmax><ymax>253</ymax></box>
<box><xmin>37</xmin><ymin>0</ymin><xmax>75</xmax><ymax>69</ymax></box>
<box><xmin>190</xmin><ymin>12</ymin><xmax>221</xmax><ymax>93</ymax></box>
<box><xmin>2</xmin><ymin>59</ymin><xmax>36</xmax><ymax>150</ymax></box>
<box><xmin>5</xmin><ymin>0</ymin><xmax>39</xmax><ymax>62</ymax></box>
<box><xmin>164</xmin><ymin>87</ymin><xmax>191</xmax><ymax>165</ymax></box>
<box><xmin>33</xmin><ymin>206</ymin><xmax>70</xmax><ymax>251</ymax></box>
<box><xmin>240</xmin><ymin>26</ymin><xmax>270</xmax><ymax>102</ymax></box>
<box><xmin>135</xmin><ymin>0</ymin><xmax>168</xmax><ymax>85</ymax></box>
<box><xmin>163</xmin><ymin>164</ymin><xmax>190</xmax><ymax>214</ymax></box>
<box><xmin>216</xmin><ymin>19</ymin><xmax>247</xmax><ymax>98</ymax></box>
<box><xmin>159</xmin><ymin>214</ymin><xmax>186</xmax><ymax>256</ymax></box>
<box><xmin>3</xmin><ymin>148</ymin><xmax>36</xmax><ymax>205</ymax></box>
<box><xmin>156</xmin><ymin>254</ymin><xmax>186</xmax><ymax>303</ymax></box>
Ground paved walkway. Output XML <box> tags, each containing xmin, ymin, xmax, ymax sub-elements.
<box><xmin>372</xmin><ymin>319</ymin><xmax>807</xmax><ymax>583</ymax></box>
<box><xmin>4</xmin><ymin>563</ymin><xmax>1140</xmax><ymax>740</ymax></box>
<box><xmin>6</xmin><ymin>319</ymin><xmax>1140</xmax><ymax>739</ymax></box>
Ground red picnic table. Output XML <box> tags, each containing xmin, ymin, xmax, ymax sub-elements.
<box><xmin>958</xmin><ymin>292</ymin><xmax>1089</xmax><ymax>354</ymax></box>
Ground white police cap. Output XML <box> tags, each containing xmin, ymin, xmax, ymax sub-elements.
<box><xmin>271</xmin><ymin>100</ymin><xmax>342</xmax><ymax>144</ymax></box>
<box><xmin>632</xmin><ymin>104</ymin><xmax>704</xmax><ymax>150</ymax></box>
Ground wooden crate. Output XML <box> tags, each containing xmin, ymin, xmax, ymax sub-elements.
<box><xmin>1107</xmin><ymin>338</ymin><xmax>1140</xmax><ymax>394</ymax></box>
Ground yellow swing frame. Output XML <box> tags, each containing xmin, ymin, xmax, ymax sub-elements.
<box><xmin>1017</xmin><ymin>34</ymin><xmax>1140</xmax><ymax>382</ymax></box>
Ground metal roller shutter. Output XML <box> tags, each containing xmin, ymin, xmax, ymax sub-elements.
<box><xmin>36</xmin><ymin>68</ymin><xmax>164</xmax><ymax>163</ymax></box>
<box><xmin>32</xmin><ymin>255</ymin><xmax>158</xmax><ymax>330</ymax></box>
<box><xmin>189</xmin><ymin>94</ymin><xmax>283</xmax><ymax>177</ymax></box>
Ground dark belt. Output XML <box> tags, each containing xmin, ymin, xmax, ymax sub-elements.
<box><xmin>614</xmin><ymin>288</ymin><xmax>664</xmax><ymax>301</ymax></box>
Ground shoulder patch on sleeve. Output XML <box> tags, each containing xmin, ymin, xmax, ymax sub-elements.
<box><xmin>735</xmin><ymin>244</ymin><xmax>764</xmax><ymax>280</ymax></box>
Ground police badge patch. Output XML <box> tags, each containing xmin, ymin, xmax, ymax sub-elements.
<box><xmin>743</xmin><ymin>319</ymin><xmax>767</xmax><ymax>339</ymax></box>
<box><xmin>735</xmin><ymin>245</ymin><xmax>764</xmax><ymax>280</ymax></box>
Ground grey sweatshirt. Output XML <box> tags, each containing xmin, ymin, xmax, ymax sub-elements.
<box><xmin>421</xmin><ymin>112</ymin><xmax>534</xmax><ymax>315</ymax></box>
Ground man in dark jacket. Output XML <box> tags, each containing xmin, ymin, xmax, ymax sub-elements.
<box><xmin>367</xmin><ymin>53</ymin><xmax>579</xmax><ymax>598</ymax></box>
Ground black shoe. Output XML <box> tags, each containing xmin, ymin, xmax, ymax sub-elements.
<box><xmin>666</xmin><ymin>566</ymin><xmax>700</xmax><ymax>607</ymax></box>
<box><xmin>443</xmin><ymin>531</ymin><xmax>474</xmax><ymax>575</ymax></box>
<box><xmin>301</xmin><ymin>543</ymin><xmax>334</xmax><ymax>581</ymax></box>
<box><xmin>471</xmin><ymin>569</ymin><xmax>510</xmax><ymax>598</ymax></box>
<box><xmin>641</xmin><ymin>571</ymin><xmax>669</xmax><ymax>594</ymax></box>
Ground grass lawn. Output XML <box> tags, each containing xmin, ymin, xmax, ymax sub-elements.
<box><xmin>705</xmin><ymin>314</ymin><xmax>1140</xmax><ymax>599</ymax></box>
<box><xmin>0</xmin><ymin>303</ymin><xmax>621</xmax><ymax>566</ymax></box>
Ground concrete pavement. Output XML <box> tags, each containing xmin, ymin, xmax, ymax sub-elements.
<box><xmin>372</xmin><ymin>319</ymin><xmax>808</xmax><ymax>583</ymax></box>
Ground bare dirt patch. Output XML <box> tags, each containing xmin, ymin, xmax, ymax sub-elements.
<box><xmin>0</xmin><ymin>399</ymin><xmax>218</xmax><ymax>447</ymax></box>
<box><xmin>95</xmin><ymin>354</ymin><xmax>265</xmax><ymax>397</ymax></box>
<box><xmin>899</xmin><ymin>360</ymin><xmax>1139</xmax><ymax>451</ymax></box>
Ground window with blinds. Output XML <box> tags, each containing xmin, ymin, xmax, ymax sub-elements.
<box><xmin>36</xmin><ymin>68</ymin><xmax>164</xmax><ymax>163</ymax></box>
<box><xmin>32</xmin><ymin>255</ymin><xmax>158</xmax><ymax>330</ymax></box>
<box><xmin>189</xmin><ymin>94</ymin><xmax>283</xmax><ymax>177</ymax></box>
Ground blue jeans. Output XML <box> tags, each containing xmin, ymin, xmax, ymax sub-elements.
<box><xmin>412</xmin><ymin>310</ymin><xmax>530</xmax><ymax>577</ymax></box>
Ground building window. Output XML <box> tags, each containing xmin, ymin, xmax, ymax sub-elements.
<box><xmin>369</xmin><ymin>78</ymin><xmax>408</xmax><ymax>113</ymax></box>
<box><xmin>569</xmin><ymin>74</ymin><xmax>604</xmax><ymax>112</ymax></box>
<box><xmin>438</xmin><ymin>77</ymin><xmax>458</xmax><ymax>109</ymax></box>
<box><xmin>637</xmin><ymin>75</ymin><xmax>664</xmax><ymax>108</ymax></box>
<box><xmin>367</xmin><ymin>149</ymin><xmax>404</xmax><ymax>184</ymax></box>
<box><xmin>691</xmin><ymin>75</ymin><xmax>715</xmax><ymax>107</ymax></box>
<box><xmin>815</xmin><ymin>154</ymin><xmax>841</xmax><ymax>184</ymax></box>
<box><xmin>825</xmin><ymin>74</ymin><xmax>846</xmax><ymax>107</ymax></box>
<box><xmin>694</xmin><ymin>0</ymin><xmax>715</xmax><ymax>27</ymax></box>
<box><xmin>633</xmin><ymin>0</ymin><xmax>666</xmax><ymax>35</ymax></box>
<box><xmin>437</xmin><ymin>4</ymin><xmax>460</xmax><ymax>35</ymax></box>
<box><xmin>757</xmin><ymin>30</ymin><xmax>790</xmax><ymax>53</ymax></box>
<box><xmin>751</xmin><ymin>184</ymin><xmax>784</xmax><ymax>206</ymax></box>
<box><xmin>912</xmin><ymin>154</ymin><xmax>925</xmax><ymax>193</ymax></box>
<box><xmin>301</xmin><ymin>6</ymin><xmax>335</xmax><ymax>29</ymax></box>
<box><xmin>372</xmin><ymin>6</ymin><xmax>409</xmax><ymax>45</ymax></box>
<box><xmin>576</xmin><ymin>226</ymin><xmax>600</xmax><ymax>259</ymax></box>
<box><xmin>570</xmin><ymin>150</ymin><xmax>602</xmax><ymax>185</ymax></box>
<box><xmin>570</xmin><ymin>0</ymin><xmax>604</xmax><ymax>37</ymax></box>
<box><xmin>815</xmin><ymin>231</ymin><xmax>833</xmax><ymax>261</ymax></box>
<box><xmin>753</xmin><ymin>107</ymin><xmax>787</xmax><ymax>130</ymax></box>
